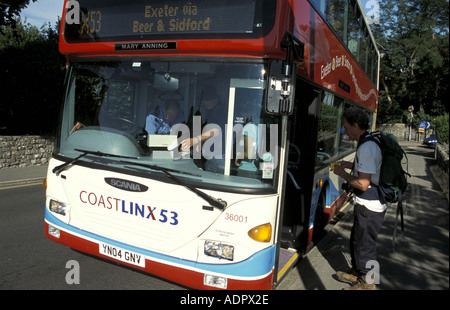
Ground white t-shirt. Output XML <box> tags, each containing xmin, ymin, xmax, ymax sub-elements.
<box><xmin>353</xmin><ymin>140</ymin><xmax>387</xmax><ymax>212</ymax></box>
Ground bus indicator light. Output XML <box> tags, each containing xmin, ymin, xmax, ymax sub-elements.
<box><xmin>317</xmin><ymin>178</ymin><xmax>324</xmax><ymax>188</ymax></box>
<box><xmin>248</xmin><ymin>223</ymin><xmax>272</xmax><ymax>243</ymax></box>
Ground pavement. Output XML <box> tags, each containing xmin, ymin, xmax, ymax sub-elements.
<box><xmin>0</xmin><ymin>165</ymin><xmax>48</xmax><ymax>188</ymax></box>
<box><xmin>278</xmin><ymin>141</ymin><xmax>449</xmax><ymax>290</ymax></box>
<box><xmin>1</xmin><ymin>141</ymin><xmax>448</xmax><ymax>290</ymax></box>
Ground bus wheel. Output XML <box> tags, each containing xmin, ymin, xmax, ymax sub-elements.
<box><xmin>312</xmin><ymin>192</ymin><xmax>326</xmax><ymax>245</ymax></box>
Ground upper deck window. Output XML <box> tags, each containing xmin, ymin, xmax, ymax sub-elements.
<box><xmin>309</xmin><ymin>0</ymin><xmax>379</xmax><ymax>86</ymax></box>
<box><xmin>64</xmin><ymin>0</ymin><xmax>276</xmax><ymax>43</ymax></box>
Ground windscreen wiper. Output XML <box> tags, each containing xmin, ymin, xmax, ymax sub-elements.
<box><xmin>121</xmin><ymin>160</ymin><xmax>227</xmax><ymax>211</ymax></box>
<box><xmin>52</xmin><ymin>149</ymin><xmax>139</xmax><ymax>175</ymax></box>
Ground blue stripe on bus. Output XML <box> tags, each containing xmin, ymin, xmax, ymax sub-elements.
<box><xmin>45</xmin><ymin>209</ymin><xmax>275</xmax><ymax>278</ymax></box>
<box><xmin>309</xmin><ymin>176</ymin><xmax>343</xmax><ymax>228</ymax></box>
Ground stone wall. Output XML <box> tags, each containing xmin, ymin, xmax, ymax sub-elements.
<box><xmin>435</xmin><ymin>143</ymin><xmax>450</xmax><ymax>173</ymax></box>
<box><xmin>376</xmin><ymin>123</ymin><xmax>435</xmax><ymax>141</ymax></box>
<box><xmin>0</xmin><ymin>136</ymin><xmax>55</xmax><ymax>169</ymax></box>
<box><xmin>434</xmin><ymin>143</ymin><xmax>449</xmax><ymax>200</ymax></box>
<box><xmin>377</xmin><ymin>123</ymin><xmax>413</xmax><ymax>141</ymax></box>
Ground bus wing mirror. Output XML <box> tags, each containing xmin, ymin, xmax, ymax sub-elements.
<box><xmin>266</xmin><ymin>59</ymin><xmax>296</xmax><ymax>115</ymax></box>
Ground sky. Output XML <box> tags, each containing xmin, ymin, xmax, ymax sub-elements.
<box><xmin>20</xmin><ymin>0</ymin><xmax>64</xmax><ymax>28</ymax></box>
<box><xmin>19</xmin><ymin>0</ymin><xmax>379</xmax><ymax>28</ymax></box>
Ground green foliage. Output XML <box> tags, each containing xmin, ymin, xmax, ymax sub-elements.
<box><xmin>0</xmin><ymin>0</ymin><xmax>36</xmax><ymax>28</ymax></box>
<box><xmin>373</xmin><ymin>0</ymin><xmax>449</xmax><ymax>125</ymax></box>
<box><xmin>377</xmin><ymin>97</ymin><xmax>403</xmax><ymax>124</ymax></box>
<box><xmin>0</xmin><ymin>18</ymin><xmax>66</xmax><ymax>134</ymax></box>
<box><xmin>433</xmin><ymin>113</ymin><xmax>449</xmax><ymax>144</ymax></box>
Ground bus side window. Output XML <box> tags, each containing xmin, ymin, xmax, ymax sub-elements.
<box><xmin>316</xmin><ymin>92</ymin><xmax>343</xmax><ymax>165</ymax></box>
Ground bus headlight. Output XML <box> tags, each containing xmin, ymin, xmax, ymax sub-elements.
<box><xmin>248</xmin><ymin>223</ymin><xmax>272</xmax><ymax>242</ymax></box>
<box><xmin>49</xmin><ymin>199</ymin><xmax>68</xmax><ymax>216</ymax></box>
<box><xmin>204</xmin><ymin>240</ymin><xmax>234</xmax><ymax>261</ymax></box>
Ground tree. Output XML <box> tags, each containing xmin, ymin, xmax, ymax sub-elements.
<box><xmin>0</xmin><ymin>0</ymin><xmax>37</xmax><ymax>29</ymax></box>
<box><xmin>0</xmin><ymin>18</ymin><xmax>66</xmax><ymax>134</ymax></box>
<box><xmin>433</xmin><ymin>113</ymin><xmax>449</xmax><ymax>144</ymax></box>
<box><xmin>373</xmin><ymin>0</ymin><xmax>449</xmax><ymax>124</ymax></box>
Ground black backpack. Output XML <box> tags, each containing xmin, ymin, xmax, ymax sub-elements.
<box><xmin>359</xmin><ymin>131</ymin><xmax>410</xmax><ymax>204</ymax></box>
<box><xmin>359</xmin><ymin>131</ymin><xmax>411</xmax><ymax>249</ymax></box>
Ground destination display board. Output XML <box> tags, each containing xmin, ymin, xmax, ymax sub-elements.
<box><xmin>63</xmin><ymin>0</ymin><xmax>276</xmax><ymax>43</ymax></box>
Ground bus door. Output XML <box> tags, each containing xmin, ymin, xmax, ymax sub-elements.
<box><xmin>275</xmin><ymin>79</ymin><xmax>321</xmax><ymax>284</ymax></box>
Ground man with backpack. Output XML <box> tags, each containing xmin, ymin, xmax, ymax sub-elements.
<box><xmin>331</xmin><ymin>107</ymin><xmax>387</xmax><ymax>290</ymax></box>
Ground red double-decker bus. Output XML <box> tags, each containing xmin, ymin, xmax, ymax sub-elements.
<box><xmin>44</xmin><ymin>0</ymin><xmax>379</xmax><ymax>289</ymax></box>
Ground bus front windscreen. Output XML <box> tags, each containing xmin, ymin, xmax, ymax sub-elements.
<box><xmin>56</xmin><ymin>60</ymin><xmax>280</xmax><ymax>191</ymax></box>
